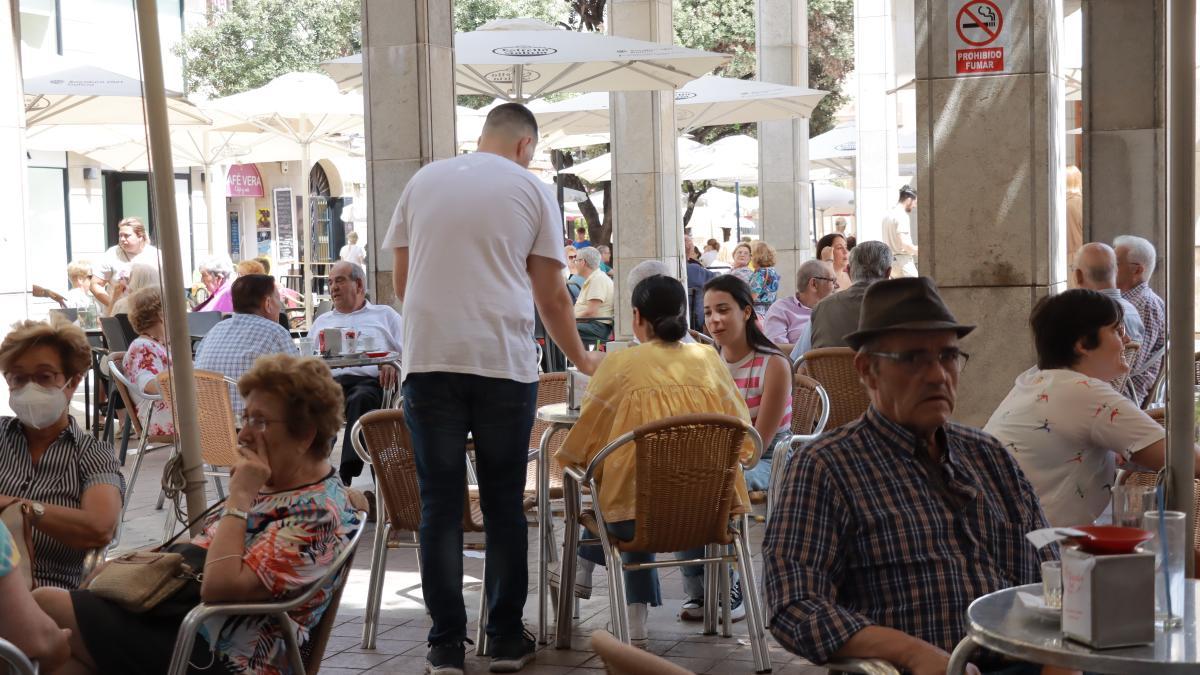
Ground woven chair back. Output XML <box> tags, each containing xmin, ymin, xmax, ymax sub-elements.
<box><xmin>1194</xmin><ymin>351</ymin><xmax>1200</xmax><ymax>386</ymax></box>
<box><xmin>357</xmin><ymin>408</ymin><xmax>483</xmax><ymax>533</ymax></box>
<box><xmin>527</xmin><ymin>373</ymin><xmax>569</xmax><ymax>494</ymax></box>
<box><xmin>804</xmin><ymin>347</ymin><xmax>869</xmax><ymax>429</ymax></box>
<box><xmin>1109</xmin><ymin>342</ymin><xmax>1140</xmax><ymax>394</ymax></box>
<box><xmin>791</xmin><ymin>373</ymin><xmax>825</xmax><ymax>436</ymax></box>
<box><xmin>620</xmin><ymin>414</ymin><xmax>748</xmax><ymax>553</ymax></box>
<box><xmin>156</xmin><ymin>370</ymin><xmax>240</xmax><ymax>467</ymax></box>
<box><xmin>106</xmin><ymin>352</ymin><xmax>145</xmax><ymax>438</ymax></box>
<box><xmin>1123</xmin><ymin>470</ymin><xmax>1200</xmax><ymax>550</ymax></box>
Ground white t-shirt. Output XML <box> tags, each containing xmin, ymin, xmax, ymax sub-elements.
<box><xmin>983</xmin><ymin>367</ymin><xmax>1165</xmax><ymax>527</ymax></box>
<box><xmin>881</xmin><ymin>205</ymin><xmax>917</xmax><ymax>256</ymax></box>
<box><xmin>94</xmin><ymin>244</ymin><xmax>161</xmax><ymax>283</ymax></box>
<box><xmin>309</xmin><ymin>301</ymin><xmax>404</xmax><ymax>378</ymax></box>
<box><xmin>339</xmin><ymin>243</ymin><xmax>367</xmax><ymax>267</ymax></box>
<box><xmin>574</xmin><ymin>269</ymin><xmax>614</xmax><ymax>318</ymax></box>
<box><xmin>383</xmin><ymin>152</ymin><xmax>564</xmax><ymax>384</ymax></box>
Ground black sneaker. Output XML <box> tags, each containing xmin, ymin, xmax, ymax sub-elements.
<box><xmin>488</xmin><ymin>629</ymin><xmax>536</xmax><ymax>672</ymax></box>
<box><xmin>425</xmin><ymin>640</ymin><xmax>466</xmax><ymax>675</ymax></box>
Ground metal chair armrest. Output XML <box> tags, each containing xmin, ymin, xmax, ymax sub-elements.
<box><xmin>739</xmin><ymin>425</ymin><xmax>765</xmax><ymax>470</ymax></box>
<box><xmin>563</xmin><ymin>464</ymin><xmax>586</xmax><ymax>484</ymax></box>
<box><xmin>0</xmin><ymin>637</ymin><xmax>37</xmax><ymax>675</ymax></box>
<box><xmin>109</xmin><ymin>358</ymin><xmax>163</xmax><ymax>402</ymax></box>
<box><xmin>812</xmin><ymin>383</ymin><xmax>831</xmax><ymax>436</ymax></box>
<box><xmin>581</xmin><ymin>430</ymin><xmax>637</xmax><ymax>484</ymax></box>
<box><xmin>825</xmin><ymin>658</ymin><xmax>902</xmax><ymax>674</ymax></box>
<box><xmin>350</xmin><ymin>419</ymin><xmax>372</xmax><ymax>466</ymax></box>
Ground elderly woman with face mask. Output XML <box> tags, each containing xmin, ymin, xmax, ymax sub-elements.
<box><xmin>0</xmin><ymin>316</ymin><xmax>125</xmax><ymax>589</ymax></box>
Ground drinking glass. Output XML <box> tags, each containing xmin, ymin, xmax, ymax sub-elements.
<box><xmin>296</xmin><ymin>337</ymin><xmax>314</xmax><ymax>356</ymax></box>
<box><xmin>1041</xmin><ymin>560</ymin><xmax>1062</xmax><ymax>609</ymax></box>
<box><xmin>1144</xmin><ymin>509</ymin><xmax>1186</xmax><ymax>627</ymax></box>
<box><xmin>342</xmin><ymin>328</ymin><xmax>359</xmax><ymax>355</ymax></box>
<box><xmin>1112</xmin><ymin>484</ymin><xmax>1155</xmax><ymax>528</ymax></box>
<box><xmin>360</xmin><ymin>334</ymin><xmax>377</xmax><ymax>353</ymax></box>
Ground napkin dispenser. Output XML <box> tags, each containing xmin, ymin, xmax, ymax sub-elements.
<box><xmin>567</xmin><ymin>368</ymin><xmax>590</xmax><ymax>411</ymax></box>
<box><xmin>1061</xmin><ymin>546</ymin><xmax>1155</xmax><ymax>648</ymax></box>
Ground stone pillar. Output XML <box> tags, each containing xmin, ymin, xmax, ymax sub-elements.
<box><xmin>916</xmin><ymin>0</ymin><xmax>1066</xmax><ymax>425</ymax></box>
<box><xmin>0</xmin><ymin>0</ymin><xmax>31</xmax><ymax>332</ymax></box>
<box><xmin>1082</xmin><ymin>0</ymin><xmax>1165</xmax><ymax>291</ymax></box>
<box><xmin>361</xmin><ymin>0</ymin><xmax>456</xmax><ymax>306</ymax></box>
<box><xmin>856</xmin><ymin>0</ymin><xmax>902</xmax><ymax>243</ymax></box>
<box><xmin>607</xmin><ymin>0</ymin><xmax>681</xmax><ymax>339</ymax></box>
<box><xmin>757</xmin><ymin>0</ymin><xmax>810</xmax><ymax>298</ymax></box>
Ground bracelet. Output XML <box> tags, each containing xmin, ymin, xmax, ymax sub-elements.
<box><xmin>204</xmin><ymin>553</ymin><xmax>243</xmax><ymax>568</ymax></box>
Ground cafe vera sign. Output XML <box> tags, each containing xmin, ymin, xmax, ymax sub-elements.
<box><xmin>227</xmin><ymin>164</ymin><xmax>265</xmax><ymax>198</ymax></box>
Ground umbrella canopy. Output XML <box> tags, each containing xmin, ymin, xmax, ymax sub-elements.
<box><xmin>680</xmin><ymin>134</ymin><xmax>758</xmax><ymax>182</ymax></box>
<box><xmin>321</xmin><ymin>18</ymin><xmax>727</xmax><ymax>101</ymax></box>
<box><xmin>528</xmin><ymin>75</ymin><xmax>827</xmax><ymax>135</ymax></box>
<box><xmin>22</xmin><ymin>55</ymin><xmax>210</xmax><ymax>126</ymax></box>
<box><xmin>559</xmin><ymin>137</ymin><xmax>702</xmax><ymax>183</ymax></box>
<box><xmin>809</xmin><ymin>124</ymin><xmax>917</xmax><ymax>175</ymax></box>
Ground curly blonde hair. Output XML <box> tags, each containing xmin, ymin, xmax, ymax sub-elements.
<box><xmin>128</xmin><ymin>287</ymin><xmax>163</xmax><ymax>335</ymax></box>
<box><xmin>236</xmin><ymin>260</ymin><xmax>266</xmax><ymax>276</ymax></box>
<box><xmin>239</xmin><ymin>354</ymin><xmax>345</xmax><ymax>458</ymax></box>
<box><xmin>0</xmin><ymin>315</ymin><xmax>91</xmax><ymax>379</ymax></box>
<box><xmin>751</xmin><ymin>241</ymin><xmax>776</xmax><ymax>268</ymax></box>
<box><xmin>67</xmin><ymin>260</ymin><xmax>93</xmax><ymax>282</ymax></box>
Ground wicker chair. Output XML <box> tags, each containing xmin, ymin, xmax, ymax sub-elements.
<box><xmin>555</xmin><ymin>414</ymin><xmax>772</xmax><ymax>673</ymax></box>
<box><xmin>1120</xmin><ymin>469</ymin><xmax>1200</xmax><ymax>557</ymax></box>
<box><xmin>591</xmin><ymin>630</ymin><xmax>693</xmax><ymax>675</ymax></box>
<box><xmin>166</xmin><ymin>510</ymin><xmax>367</xmax><ymax>675</ymax></box>
<box><xmin>524</xmin><ymin>373</ymin><xmax>570</xmax><ymax>509</ymax></box>
<box><xmin>803</xmin><ymin>347</ymin><xmax>870</xmax><ymax>429</ymax></box>
<box><xmin>766</xmin><ymin>375</ymin><xmax>832</xmax><ymax>517</ymax></box>
<box><xmin>1109</xmin><ymin>342</ymin><xmax>1140</xmax><ymax>399</ymax></box>
<box><xmin>351</xmin><ymin>409</ymin><xmax>492</xmax><ymax>653</ymax></box>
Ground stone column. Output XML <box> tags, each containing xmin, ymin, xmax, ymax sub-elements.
<box><xmin>0</xmin><ymin>0</ymin><xmax>31</xmax><ymax>330</ymax></box>
<box><xmin>361</xmin><ymin>0</ymin><xmax>456</xmax><ymax>306</ymax></box>
<box><xmin>1082</xmin><ymin>0</ymin><xmax>1165</xmax><ymax>291</ymax></box>
<box><xmin>915</xmin><ymin>0</ymin><xmax>1066</xmax><ymax>425</ymax></box>
<box><xmin>757</xmin><ymin>0</ymin><xmax>810</xmax><ymax>298</ymax></box>
<box><xmin>608</xmin><ymin>0</ymin><xmax>682</xmax><ymax>339</ymax></box>
<box><xmin>856</xmin><ymin>0</ymin><xmax>902</xmax><ymax>243</ymax></box>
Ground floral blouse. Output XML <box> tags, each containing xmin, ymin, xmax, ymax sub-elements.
<box><xmin>122</xmin><ymin>336</ymin><xmax>175</xmax><ymax>436</ymax></box>
<box><xmin>191</xmin><ymin>472</ymin><xmax>360</xmax><ymax>675</ymax></box>
<box><xmin>749</xmin><ymin>267</ymin><xmax>781</xmax><ymax>317</ymax></box>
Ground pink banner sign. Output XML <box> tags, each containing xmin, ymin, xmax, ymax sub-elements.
<box><xmin>227</xmin><ymin>163</ymin><xmax>265</xmax><ymax>198</ymax></box>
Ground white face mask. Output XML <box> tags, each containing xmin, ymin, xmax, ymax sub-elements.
<box><xmin>9</xmin><ymin>382</ymin><xmax>70</xmax><ymax>430</ymax></box>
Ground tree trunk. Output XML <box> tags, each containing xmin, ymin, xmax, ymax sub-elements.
<box><xmin>681</xmin><ymin>179</ymin><xmax>713</xmax><ymax>227</ymax></box>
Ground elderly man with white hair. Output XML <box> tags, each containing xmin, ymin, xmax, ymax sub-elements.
<box><xmin>1074</xmin><ymin>242</ymin><xmax>1144</xmax><ymax>344</ymax></box>
<box><xmin>1115</xmin><ymin>235</ymin><xmax>1165</xmax><ymax>404</ymax></box>
<box><xmin>192</xmin><ymin>254</ymin><xmax>236</xmax><ymax>312</ymax></box>
<box><xmin>625</xmin><ymin>260</ymin><xmax>696</xmax><ymax>344</ymax></box>
<box><xmin>574</xmin><ymin>246</ymin><xmax>614</xmax><ymax>343</ymax></box>
<box><xmin>765</xmin><ymin>259</ymin><xmax>838</xmax><ymax>346</ymax></box>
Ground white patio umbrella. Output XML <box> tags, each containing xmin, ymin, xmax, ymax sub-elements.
<box><xmin>528</xmin><ymin>75</ymin><xmax>827</xmax><ymax>135</ymax></box>
<box><xmin>809</xmin><ymin>124</ymin><xmax>917</xmax><ymax>175</ymax></box>
<box><xmin>559</xmin><ymin>137</ymin><xmax>703</xmax><ymax>183</ymax></box>
<box><xmin>680</xmin><ymin>134</ymin><xmax>759</xmax><ymax>182</ymax></box>
<box><xmin>203</xmin><ymin>72</ymin><xmax>364</xmax><ymax>323</ymax></box>
<box><xmin>22</xmin><ymin>55</ymin><xmax>210</xmax><ymax>126</ymax></box>
<box><xmin>321</xmin><ymin>18</ymin><xmax>727</xmax><ymax>101</ymax></box>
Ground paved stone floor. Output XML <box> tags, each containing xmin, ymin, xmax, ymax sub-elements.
<box><xmin>91</xmin><ymin>392</ymin><xmax>824</xmax><ymax>675</ymax></box>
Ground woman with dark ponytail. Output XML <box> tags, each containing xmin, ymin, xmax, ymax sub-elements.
<box><xmin>557</xmin><ymin>274</ymin><xmax>757</xmax><ymax>643</ymax></box>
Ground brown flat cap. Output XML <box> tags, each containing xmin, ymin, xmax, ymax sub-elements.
<box><xmin>844</xmin><ymin>277</ymin><xmax>975</xmax><ymax>349</ymax></box>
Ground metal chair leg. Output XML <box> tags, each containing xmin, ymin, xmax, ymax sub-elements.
<box><xmin>117</xmin><ymin>416</ymin><xmax>132</xmax><ymax>466</ymax></box>
<box><xmin>600</xmin><ymin>535</ymin><xmax>629</xmax><ymax>643</ymax></box>
<box><xmin>734</xmin><ymin>517</ymin><xmax>772</xmax><ymax>674</ymax></box>
<box><xmin>555</xmin><ymin>477</ymin><xmax>582</xmax><ymax>649</ymax></box>
<box><xmin>475</xmin><ymin>562</ymin><xmax>491</xmax><ymax>657</ymax></box>
<box><xmin>719</xmin><ymin>556</ymin><xmax>732</xmax><ymax>638</ymax></box>
<box><xmin>104</xmin><ymin>397</ymin><xmax>117</xmax><ymax>446</ymax></box>
<box><xmin>703</xmin><ymin>543</ymin><xmax>719</xmax><ymax>635</ymax></box>
<box><xmin>118</xmin><ymin>433</ymin><xmax>150</xmax><ymax>527</ymax></box>
<box><xmin>361</xmin><ymin>509</ymin><xmax>392</xmax><ymax>649</ymax></box>
<box><xmin>210</xmin><ymin>472</ymin><xmax>226</xmax><ymax>500</ymax></box>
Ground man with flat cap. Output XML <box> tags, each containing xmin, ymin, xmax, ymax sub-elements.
<box><xmin>763</xmin><ymin>277</ymin><xmax>1055</xmax><ymax>675</ymax></box>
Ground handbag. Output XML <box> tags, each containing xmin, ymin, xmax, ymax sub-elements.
<box><xmin>0</xmin><ymin>498</ymin><xmax>35</xmax><ymax>590</ymax></box>
<box><xmin>83</xmin><ymin>500</ymin><xmax>223</xmax><ymax>614</ymax></box>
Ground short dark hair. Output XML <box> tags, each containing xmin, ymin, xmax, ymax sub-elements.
<box><xmin>482</xmin><ymin>102</ymin><xmax>538</xmax><ymax>138</ymax></box>
<box><xmin>232</xmin><ymin>274</ymin><xmax>277</xmax><ymax>314</ymax></box>
<box><xmin>631</xmin><ymin>275</ymin><xmax>687</xmax><ymax>342</ymax></box>
<box><xmin>1030</xmin><ymin>289</ymin><xmax>1123</xmax><ymax>370</ymax></box>
<box><xmin>899</xmin><ymin>185</ymin><xmax>917</xmax><ymax>201</ymax></box>
<box><xmin>576</xmin><ymin>226</ymin><xmax>587</xmax><ymax>235</ymax></box>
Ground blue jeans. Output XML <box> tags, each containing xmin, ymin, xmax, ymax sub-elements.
<box><xmin>403</xmin><ymin>372</ymin><xmax>537</xmax><ymax>644</ymax></box>
<box><xmin>578</xmin><ymin>520</ymin><xmax>706</xmax><ymax>607</ymax></box>
<box><xmin>743</xmin><ymin>429</ymin><xmax>790</xmax><ymax>492</ymax></box>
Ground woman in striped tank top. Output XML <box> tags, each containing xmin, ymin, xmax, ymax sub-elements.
<box><xmin>703</xmin><ymin>275</ymin><xmax>793</xmax><ymax>492</ymax></box>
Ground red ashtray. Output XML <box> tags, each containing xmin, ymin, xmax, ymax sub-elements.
<box><xmin>366</xmin><ymin>351</ymin><xmax>390</xmax><ymax>358</ymax></box>
<box><xmin>1072</xmin><ymin>525</ymin><xmax>1153</xmax><ymax>554</ymax></box>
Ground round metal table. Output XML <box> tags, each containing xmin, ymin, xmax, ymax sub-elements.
<box><xmin>948</xmin><ymin>582</ymin><xmax>1200</xmax><ymax>673</ymax></box>
<box><xmin>319</xmin><ymin>352</ymin><xmax>400</xmax><ymax>369</ymax></box>
<box><xmin>535</xmin><ymin>402</ymin><xmax>580</xmax><ymax>645</ymax></box>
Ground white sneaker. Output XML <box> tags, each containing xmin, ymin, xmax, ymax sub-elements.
<box><xmin>628</xmin><ymin>603</ymin><xmax>648</xmax><ymax>643</ymax></box>
<box><xmin>576</xmin><ymin>558</ymin><xmax>595</xmax><ymax>599</ymax></box>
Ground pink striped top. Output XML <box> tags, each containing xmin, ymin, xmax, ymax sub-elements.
<box><xmin>726</xmin><ymin>350</ymin><xmax>791</xmax><ymax>436</ymax></box>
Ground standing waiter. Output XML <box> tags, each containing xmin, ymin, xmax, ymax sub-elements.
<box><xmin>384</xmin><ymin>103</ymin><xmax>601</xmax><ymax>675</ymax></box>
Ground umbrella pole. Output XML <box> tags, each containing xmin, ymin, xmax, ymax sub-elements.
<box><xmin>204</xmin><ymin>163</ymin><xmax>216</xmax><ymax>258</ymax></box>
<box><xmin>133</xmin><ymin>0</ymin><xmax>208</xmax><ymax>533</ymax></box>
<box><xmin>735</xmin><ymin>181</ymin><xmax>741</xmax><ymax>240</ymax></box>
<box><xmin>302</xmin><ymin>142</ymin><xmax>314</xmax><ymax>327</ymax></box>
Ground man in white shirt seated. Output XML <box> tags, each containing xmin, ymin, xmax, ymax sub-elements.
<box><xmin>310</xmin><ymin>261</ymin><xmax>404</xmax><ymax>485</ymax></box>
<box><xmin>573</xmin><ymin>246</ymin><xmax>614</xmax><ymax>344</ymax></box>
<box><xmin>195</xmin><ymin>274</ymin><xmax>299</xmax><ymax>416</ymax></box>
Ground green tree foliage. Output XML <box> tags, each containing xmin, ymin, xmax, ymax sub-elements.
<box><xmin>455</xmin><ymin>0</ymin><xmax>569</xmax><ymax>33</ymax></box>
<box><xmin>807</xmin><ymin>0</ymin><xmax>854</xmax><ymax>136</ymax></box>
<box><xmin>175</xmin><ymin>0</ymin><xmax>361</xmax><ymax>98</ymax></box>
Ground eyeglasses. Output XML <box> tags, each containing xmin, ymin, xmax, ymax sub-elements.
<box><xmin>868</xmin><ymin>348</ymin><xmax>970</xmax><ymax>373</ymax></box>
<box><xmin>812</xmin><ymin>276</ymin><xmax>837</xmax><ymax>284</ymax></box>
<box><xmin>4</xmin><ymin>371</ymin><xmax>65</xmax><ymax>388</ymax></box>
<box><xmin>239</xmin><ymin>413</ymin><xmax>285</xmax><ymax>432</ymax></box>
<box><xmin>567</xmin><ymin>255</ymin><xmax>577</xmax><ymax>261</ymax></box>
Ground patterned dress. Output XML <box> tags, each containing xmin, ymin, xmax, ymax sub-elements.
<box><xmin>190</xmin><ymin>472</ymin><xmax>360</xmax><ymax>675</ymax></box>
<box><xmin>749</xmin><ymin>267</ymin><xmax>781</xmax><ymax>317</ymax></box>
<box><xmin>123</xmin><ymin>336</ymin><xmax>175</xmax><ymax>436</ymax></box>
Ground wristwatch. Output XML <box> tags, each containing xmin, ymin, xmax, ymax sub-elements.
<box><xmin>27</xmin><ymin>501</ymin><xmax>45</xmax><ymax>525</ymax></box>
<box><xmin>222</xmin><ymin>506</ymin><xmax>249</xmax><ymax>522</ymax></box>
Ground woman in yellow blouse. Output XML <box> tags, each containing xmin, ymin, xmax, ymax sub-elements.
<box><xmin>557</xmin><ymin>274</ymin><xmax>755</xmax><ymax>642</ymax></box>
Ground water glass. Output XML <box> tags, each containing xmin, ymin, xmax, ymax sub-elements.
<box><xmin>1112</xmin><ymin>484</ymin><xmax>1155</xmax><ymax>528</ymax></box>
<box><xmin>1041</xmin><ymin>560</ymin><xmax>1062</xmax><ymax>609</ymax></box>
<box><xmin>342</xmin><ymin>328</ymin><xmax>359</xmax><ymax>354</ymax></box>
<box><xmin>360</xmin><ymin>334</ymin><xmax>377</xmax><ymax>353</ymax></box>
<box><xmin>295</xmin><ymin>337</ymin><xmax>314</xmax><ymax>356</ymax></box>
<box><xmin>1144</xmin><ymin>509</ymin><xmax>1186</xmax><ymax>627</ymax></box>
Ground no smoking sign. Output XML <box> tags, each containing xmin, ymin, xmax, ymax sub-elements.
<box><xmin>949</xmin><ymin>0</ymin><xmax>1012</xmax><ymax>75</ymax></box>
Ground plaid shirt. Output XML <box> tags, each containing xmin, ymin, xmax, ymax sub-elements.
<box><xmin>763</xmin><ymin>406</ymin><xmax>1054</xmax><ymax>664</ymax></box>
<box><xmin>1122</xmin><ymin>282</ymin><xmax>1165</xmax><ymax>404</ymax></box>
<box><xmin>195</xmin><ymin>313</ymin><xmax>298</xmax><ymax>415</ymax></box>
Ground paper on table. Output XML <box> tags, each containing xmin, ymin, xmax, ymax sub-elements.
<box><xmin>1026</xmin><ymin>527</ymin><xmax>1088</xmax><ymax>549</ymax></box>
<box><xmin>1017</xmin><ymin>591</ymin><xmax>1050</xmax><ymax>609</ymax></box>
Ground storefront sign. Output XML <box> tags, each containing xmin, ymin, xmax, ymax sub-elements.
<box><xmin>227</xmin><ymin>164</ymin><xmax>265</xmax><ymax>198</ymax></box>
<box><xmin>949</xmin><ymin>0</ymin><xmax>1012</xmax><ymax>76</ymax></box>
<box><xmin>274</xmin><ymin>188</ymin><xmax>295</xmax><ymax>261</ymax></box>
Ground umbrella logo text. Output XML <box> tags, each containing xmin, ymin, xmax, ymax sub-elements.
<box><xmin>484</xmin><ymin>69</ymin><xmax>542</xmax><ymax>83</ymax></box>
<box><xmin>492</xmin><ymin>46</ymin><xmax>558</xmax><ymax>57</ymax></box>
<box><xmin>674</xmin><ymin>91</ymin><xmax>698</xmax><ymax>101</ymax></box>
